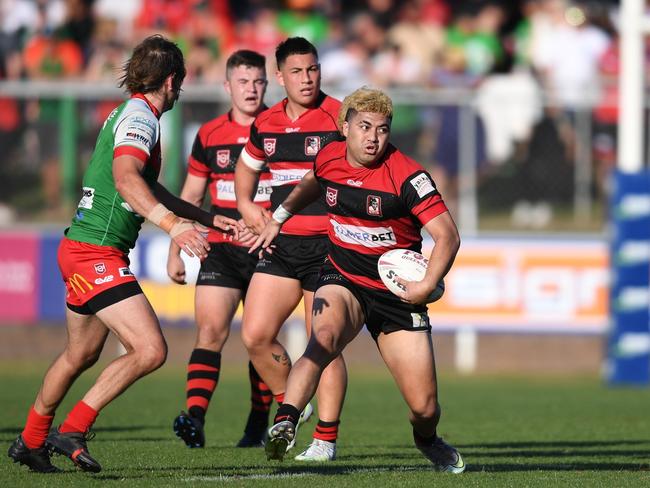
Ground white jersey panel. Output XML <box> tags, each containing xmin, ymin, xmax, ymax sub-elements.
<box><xmin>113</xmin><ymin>99</ymin><xmax>159</xmax><ymax>156</ymax></box>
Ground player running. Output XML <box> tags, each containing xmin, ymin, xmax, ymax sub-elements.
<box><xmin>252</xmin><ymin>88</ymin><xmax>466</xmax><ymax>473</ymax></box>
<box><xmin>8</xmin><ymin>35</ymin><xmax>237</xmax><ymax>474</ymax></box>
<box><xmin>234</xmin><ymin>37</ymin><xmax>347</xmax><ymax>461</ymax></box>
<box><xmin>167</xmin><ymin>50</ymin><xmax>275</xmax><ymax>448</ymax></box>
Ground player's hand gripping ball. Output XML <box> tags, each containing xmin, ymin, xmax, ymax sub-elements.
<box><xmin>377</xmin><ymin>249</ymin><xmax>445</xmax><ymax>303</ymax></box>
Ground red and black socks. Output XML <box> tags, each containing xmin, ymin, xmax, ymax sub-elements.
<box><xmin>186</xmin><ymin>348</ymin><xmax>221</xmax><ymax>422</ymax></box>
<box><xmin>242</xmin><ymin>361</ymin><xmax>273</xmax><ymax>436</ymax></box>
<box><xmin>313</xmin><ymin>420</ymin><xmax>340</xmax><ymax>443</ymax></box>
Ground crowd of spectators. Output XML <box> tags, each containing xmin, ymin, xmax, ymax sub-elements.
<box><xmin>0</xmin><ymin>0</ymin><xmax>623</xmax><ymax>228</ymax></box>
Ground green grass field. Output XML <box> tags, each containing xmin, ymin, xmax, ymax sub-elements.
<box><xmin>2</xmin><ymin>362</ymin><xmax>650</xmax><ymax>487</ymax></box>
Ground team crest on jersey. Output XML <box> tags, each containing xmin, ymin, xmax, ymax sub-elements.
<box><xmin>304</xmin><ymin>136</ymin><xmax>321</xmax><ymax>156</ymax></box>
<box><xmin>367</xmin><ymin>195</ymin><xmax>382</xmax><ymax>216</ymax></box>
<box><xmin>326</xmin><ymin>187</ymin><xmax>338</xmax><ymax>207</ymax></box>
<box><xmin>216</xmin><ymin>149</ymin><xmax>230</xmax><ymax>169</ymax></box>
<box><xmin>263</xmin><ymin>138</ymin><xmax>276</xmax><ymax>156</ymax></box>
<box><xmin>93</xmin><ymin>262</ymin><xmax>106</xmax><ymax>275</ymax></box>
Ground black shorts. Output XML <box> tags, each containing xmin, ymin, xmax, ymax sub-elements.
<box><xmin>317</xmin><ymin>261</ymin><xmax>431</xmax><ymax>341</ymax></box>
<box><xmin>254</xmin><ymin>234</ymin><xmax>328</xmax><ymax>292</ymax></box>
<box><xmin>196</xmin><ymin>243</ymin><xmax>258</xmax><ymax>290</ymax></box>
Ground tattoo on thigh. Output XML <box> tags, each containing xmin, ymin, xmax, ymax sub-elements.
<box><xmin>312</xmin><ymin>297</ymin><xmax>330</xmax><ymax>316</ymax></box>
<box><xmin>272</xmin><ymin>352</ymin><xmax>290</xmax><ymax>365</ymax></box>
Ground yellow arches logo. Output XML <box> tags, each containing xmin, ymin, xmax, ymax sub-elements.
<box><xmin>68</xmin><ymin>273</ymin><xmax>93</xmax><ymax>294</ymax></box>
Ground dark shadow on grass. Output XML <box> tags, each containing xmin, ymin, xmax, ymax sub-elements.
<box><xmin>92</xmin><ymin>425</ymin><xmax>159</xmax><ymax>433</ymax></box>
<box><xmin>121</xmin><ymin>463</ymin><xmax>433</xmax><ymax>479</ymax></box>
<box><xmin>459</xmin><ymin>439</ymin><xmax>650</xmax><ymax>449</ymax></box>
<box><xmin>339</xmin><ymin>453</ymin><xmax>422</xmax><ymax>462</ymax></box>
<box><xmin>460</xmin><ymin>448</ymin><xmax>650</xmax><ymax>458</ymax></box>
<box><xmin>92</xmin><ymin>437</ymin><xmax>170</xmax><ymax>442</ymax></box>
<box><xmin>93</xmin><ymin>474</ymin><xmax>146</xmax><ymax>480</ymax></box>
<box><xmin>378</xmin><ymin>439</ymin><xmax>650</xmax><ymax>450</ymax></box>
<box><xmin>472</xmin><ymin>461</ymin><xmax>650</xmax><ymax>472</ymax></box>
<box><xmin>54</xmin><ymin>459</ymin><xmax>650</xmax><ymax>480</ymax></box>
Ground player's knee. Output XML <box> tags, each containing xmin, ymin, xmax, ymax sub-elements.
<box><xmin>196</xmin><ymin>322</ymin><xmax>229</xmax><ymax>350</ymax></box>
<box><xmin>241</xmin><ymin>327</ymin><xmax>270</xmax><ymax>353</ymax></box>
<box><xmin>63</xmin><ymin>347</ymin><xmax>102</xmax><ymax>371</ymax></box>
<box><xmin>304</xmin><ymin>328</ymin><xmax>339</xmax><ymax>362</ymax></box>
<box><xmin>137</xmin><ymin>340</ymin><xmax>167</xmax><ymax>373</ymax></box>
<box><xmin>409</xmin><ymin>396</ymin><xmax>438</xmax><ymax>422</ymax></box>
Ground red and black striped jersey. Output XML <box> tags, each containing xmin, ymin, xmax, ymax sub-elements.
<box><xmin>314</xmin><ymin>140</ymin><xmax>448</xmax><ymax>291</ymax></box>
<box><xmin>188</xmin><ymin>111</ymin><xmax>272</xmax><ymax>245</ymax></box>
<box><xmin>240</xmin><ymin>92</ymin><xmax>342</xmax><ymax>236</ymax></box>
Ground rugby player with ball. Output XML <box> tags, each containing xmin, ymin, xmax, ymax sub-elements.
<box><xmin>250</xmin><ymin>87</ymin><xmax>465</xmax><ymax>473</ymax></box>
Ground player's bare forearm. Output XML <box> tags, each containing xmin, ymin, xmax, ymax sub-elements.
<box><xmin>113</xmin><ymin>155</ymin><xmax>160</xmax><ymax>217</ymax></box>
<box><xmin>235</xmin><ymin>158</ymin><xmax>271</xmax><ymax>233</ymax></box>
<box><xmin>282</xmin><ymin>170</ymin><xmax>320</xmax><ymax>214</ymax></box>
<box><xmin>422</xmin><ymin>212</ymin><xmax>460</xmax><ymax>287</ymax></box>
<box><xmin>234</xmin><ymin>158</ymin><xmax>262</xmax><ymax>210</ymax></box>
<box><xmin>114</xmin><ymin>156</ymin><xmax>211</xmax><ymax>259</ymax></box>
<box><xmin>178</xmin><ymin>173</ymin><xmax>208</xmax><ymax>207</ymax></box>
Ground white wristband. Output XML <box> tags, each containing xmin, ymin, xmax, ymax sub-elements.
<box><xmin>272</xmin><ymin>204</ymin><xmax>293</xmax><ymax>224</ymax></box>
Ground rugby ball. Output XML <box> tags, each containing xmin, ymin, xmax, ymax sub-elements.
<box><xmin>377</xmin><ymin>249</ymin><xmax>445</xmax><ymax>303</ymax></box>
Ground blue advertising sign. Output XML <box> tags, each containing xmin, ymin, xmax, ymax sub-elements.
<box><xmin>608</xmin><ymin>170</ymin><xmax>650</xmax><ymax>385</ymax></box>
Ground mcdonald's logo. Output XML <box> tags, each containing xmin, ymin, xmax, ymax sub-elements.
<box><xmin>68</xmin><ymin>273</ymin><xmax>94</xmax><ymax>295</ymax></box>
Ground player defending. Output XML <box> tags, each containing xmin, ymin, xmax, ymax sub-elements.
<box><xmin>234</xmin><ymin>37</ymin><xmax>347</xmax><ymax>461</ymax></box>
<box><xmin>253</xmin><ymin>88</ymin><xmax>466</xmax><ymax>473</ymax></box>
<box><xmin>167</xmin><ymin>50</ymin><xmax>275</xmax><ymax>448</ymax></box>
<box><xmin>8</xmin><ymin>35</ymin><xmax>237</xmax><ymax>474</ymax></box>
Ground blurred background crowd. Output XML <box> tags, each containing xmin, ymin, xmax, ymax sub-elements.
<box><xmin>0</xmin><ymin>0</ymin><xmax>626</xmax><ymax>232</ymax></box>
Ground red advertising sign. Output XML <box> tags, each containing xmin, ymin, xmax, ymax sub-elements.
<box><xmin>0</xmin><ymin>233</ymin><xmax>39</xmax><ymax>323</ymax></box>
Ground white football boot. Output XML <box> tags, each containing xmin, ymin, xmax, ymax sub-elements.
<box><xmin>285</xmin><ymin>402</ymin><xmax>313</xmax><ymax>451</ymax></box>
<box><xmin>416</xmin><ymin>436</ymin><xmax>466</xmax><ymax>473</ymax></box>
<box><xmin>294</xmin><ymin>438</ymin><xmax>336</xmax><ymax>462</ymax></box>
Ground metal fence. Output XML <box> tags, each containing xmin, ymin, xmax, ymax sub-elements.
<box><xmin>0</xmin><ymin>81</ymin><xmax>611</xmax><ymax>236</ymax></box>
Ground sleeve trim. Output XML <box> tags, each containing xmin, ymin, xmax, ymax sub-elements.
<box><xmin>114</xmin><ymin>145</ymin><xmax>148</xmax><ymax>163</ymax></box>
<box><xmin>240</xmin><ymin>147</ymin><xmax>266</xmax><ymax>171</ymax></box>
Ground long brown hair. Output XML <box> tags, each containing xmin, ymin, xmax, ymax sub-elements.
<box><xmin>119</xmin><ymin>35</ymin><xmax>186</xmax><ymax>95</ymax></box>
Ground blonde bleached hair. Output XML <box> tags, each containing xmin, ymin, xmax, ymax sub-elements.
<box><xmin>338</xmin><ymin>87</ymin><xmax>393</xmax><ymax>130</ymax></box>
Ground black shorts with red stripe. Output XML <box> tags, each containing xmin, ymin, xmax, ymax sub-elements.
<box><xmin>254</xmin><ymin>234</ymin><xmax>328</xmax><ymax>292</ymax></box>
<box><xmin>317</xmin><ymin>259</ymin><xmax>431</xmax><ymax>340</ymax></box>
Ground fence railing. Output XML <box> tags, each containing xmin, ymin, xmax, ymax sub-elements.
<box><xmin>0</xmin><ymin>81</ymin><xmax>614</xmax><ymax>236</ymax></box>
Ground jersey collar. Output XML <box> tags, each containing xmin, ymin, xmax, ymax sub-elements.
<box><xmin>281</xmin><ymin>91</ymin><xmax>326</xmax><ymax>121</ymax></box>
<box><xmin>131</xmin><ymin>93</ymin><xmax>161</xmax><ymax>119</ymax></box>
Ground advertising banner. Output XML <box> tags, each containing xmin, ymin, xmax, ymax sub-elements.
<box><xmin>608</xmin><ymin>170</ymin><xmax>650</xmax><ymax>385</ymax></box>
<box><xmin>0</xmin><ymin>232</ymin><xmax>39</xmax><ymax>323</ymax></box>
<box><xmin>0</xmin><ymin>231</ymin><xmax>610</xmax><ymax>336</ymax></box>
<box><xmin>424</xmin><ymin>239</ymin><xmax>608</xmax><ymax>333</ymax></box>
